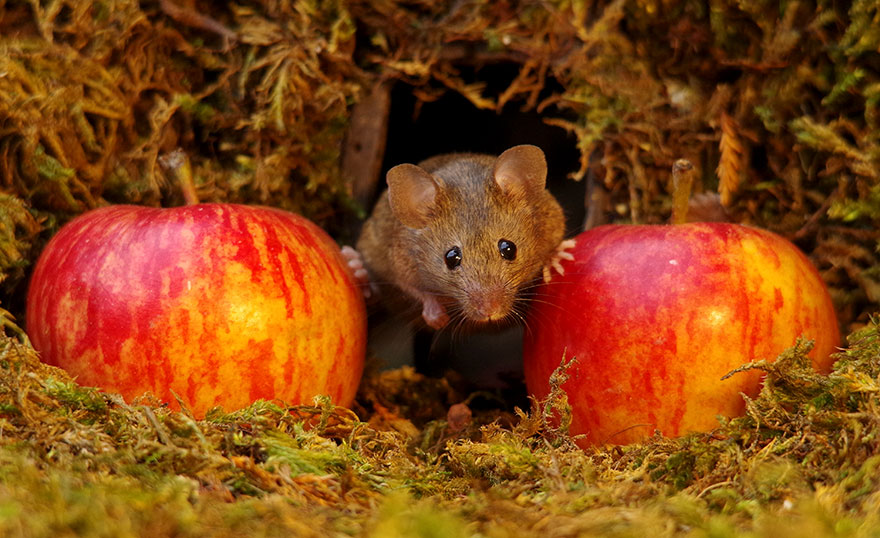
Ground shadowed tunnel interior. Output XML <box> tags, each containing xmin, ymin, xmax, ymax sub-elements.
<box><xmin>370</xmin><ymin>65</ymin><xmax>586</xmax><ymax>401</ymax></box>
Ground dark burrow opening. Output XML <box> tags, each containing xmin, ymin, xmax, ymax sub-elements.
<box><xmin>368</xmin><ymin>64</ymin><xmax>585</xmax><ymax>408</ymax></box>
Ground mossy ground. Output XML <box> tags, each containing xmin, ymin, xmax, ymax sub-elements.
<box><xmin>1</xmin><ymin>0</ymin><xmax>879</xmax><ymax>535</ymax></box>
<box><xmin>1</xmin><ymin>318</ymin><xmax>880</xmax><ymax>537</ymax></box>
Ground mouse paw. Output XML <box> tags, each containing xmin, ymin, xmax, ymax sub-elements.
<box><xmin>340</xmin><ymin>246</ymin><xmax>376</xmax><ymax>299</ymax></box>
<box><xmin>542</xmin><ymin>239</ymin><xmax>577</xmax><ymax>283</ymax></box>
<box><xmin>421</xmin><ymin>294</ymin><xmax>450</xmax><ymax>330</ymax></box>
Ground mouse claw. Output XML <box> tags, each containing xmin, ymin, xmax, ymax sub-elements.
<box><xmin>340</xmin><ymin>246</ymin><xmax>376</xmax><ymax>299</ymax></box>
<box><xmin>543</xmin><ymin>238</ymin><xmax>577</xmax><ymax>283</ymax></box>
<box><xmin>542</xmin><ymin>265</ymin><xmax>552</xmax><ymax>284</ymax></box>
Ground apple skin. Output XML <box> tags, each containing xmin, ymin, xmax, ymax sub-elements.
<box><xmin>26</xmin><ymin>204</ymin><xmax>366</xmax><ymax>417</ymax></box>
<box><xmin>523</xmin><ymin>222</ymin><xmax>839</xmax><ymax>446</ymax></box>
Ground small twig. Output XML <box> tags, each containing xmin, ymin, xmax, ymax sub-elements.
<box><xmin>582</xmin><ymin>168</ymin><xmax>608</xmax><ymax>232</ymax></box>
<box><xmin>671</xmin><ymin>159</ymin><xmax>695</xmax><ymax>225</ymax></box>
<box><xmin>158</xmin><ymin>0</ymin><xmax>237</xmax><ymax>50</ymax></box>
<box><xmin>159</xmin><ymin>148</ymin><xmax>200</xmax><ymax>206</ymax></box>
<box><xmin>600</xmin><ymin>423</ymin><xmax>654</xmax><ymax>445</ymax></box>
<box><xmin>141</xmin><ymin>405</ymin><xmax>173</xmax><ymax>446</ymax></box>
<box><xmin>179</xmin><ymin>413</ymin><xmax>212</xmax><ymax>453</ymax></box>
<box><xmin>341</xmin><ymin>81</ymin><xmax>392</xmax><ymax>210</ymax></box>
<box><xmin>792</xmin><ymin>193</ymin><xmax>837</xmax><ymax>241</ymax></box>
<box><xmin>696</xmin><ymin>480</ymin><xmax>735</xmax><ymax>498</ymax></box>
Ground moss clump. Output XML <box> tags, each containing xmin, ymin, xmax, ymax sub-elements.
<box><xmin>0</xmin><ymin>314</ymin><xmax>878</xmax><ymax>535</ymax></box>
<box><xmin>0</xmin><ymin>1</ymin><xmax>366</xmax><ymax>287</ymax></box>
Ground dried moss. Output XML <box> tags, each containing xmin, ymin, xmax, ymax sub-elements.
<box><xmin>0</xmin><ymin>194</ymin><xmax>40</xmax><ymax>293</ymax></box>
<box><xmin>0</xmin><ymin>0</ymin><xmax>365</xmax><ymax>233</ymax></box>
<box><xmin>2</xmin><ymin>0</ymin><xmax>880</xmax><ymax>535</ymax></box>
<box><xmin>343</xmin><ymin>0</ymin><xmax>880</xmax><ymax>326</ymax></box>
<box><xmin>0</xmin><ymin>0</ymin><xmax>877</xmax><ymax>324</ymax></box>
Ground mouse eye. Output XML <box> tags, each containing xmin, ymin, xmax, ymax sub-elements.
<box><xmin>445</xmin><ymin>246</ymin><xmax>462</xmax><ymax>270</ymax></box>
<box><xmin>498</xmin><ymin>239</ymin><xmax>517</xmax><ymax>261</ymax></box>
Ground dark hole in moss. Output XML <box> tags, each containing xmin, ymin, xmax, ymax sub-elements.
<box><xmin>716</xmin><ymin>67</ymin><xmax>743</xmax><ymax>85</ymax></box>
<box><xmin>838</xmin><ymin>129</ymin><xmax>858</xmax><ymax>148</ymax></box>
<box><xmin>375</xmin><ymin>63</ymin><xmax>584</xmax><ymax>409</ymax></box>
<box><xmin>53</xmin><ymin>5</ymin><xmax>75</xmax><ymax>32</ymax></box>
<box><xmin>749</xmin><ymin>143</ymin><xmax>768</xmax><ymax>176</ymax></box>
<box><xmin>382</xmin><ymin>63</ymin><xmax>586</xmax><ymax>236</ymax></box>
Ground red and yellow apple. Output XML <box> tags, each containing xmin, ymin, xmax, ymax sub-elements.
<box><xmin>523</xmin><ymin>222</ymin><xmax>839</xmax><ymax>446</ymax></box>
<box><xmin>26</xmin><ymin>203</ymin><xmax>366</xmax><ymax>417</ymax></box>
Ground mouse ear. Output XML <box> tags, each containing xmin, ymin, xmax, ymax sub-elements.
<box><xmin>386</xmin><ymin>163</ymin><xmax>440</xmax><ymax>228</ymax></box>
<box><xmin>493</xmin><ymin>145</ymin><xmax>547</xmax><ymax>197</ymax></box>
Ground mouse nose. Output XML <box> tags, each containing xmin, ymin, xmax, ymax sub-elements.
<box><xmin>467</xmin><ymin>288</ymin><xmax>512</xmax><ymax>322</ymax></box>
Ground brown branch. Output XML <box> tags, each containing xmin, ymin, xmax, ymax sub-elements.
<box><xmin>158</xmin><ymin>0</ymin><xmax>237</xmax><ymax>47</ymax></box>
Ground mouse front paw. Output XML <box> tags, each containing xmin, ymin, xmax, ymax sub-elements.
<box><xmin>340</xmin><ymin>246</ymin><xmax>376</xmax><ymax>298</ymax></box>
<box><xmin>542</xmin><ymin>238</ymin><xmax>577</xmax><ymax>283</ymax></box>
<box><xmin>420</xmin><ymin>294</ymin><xmax>450</xmax><ymax>330</ymax></box>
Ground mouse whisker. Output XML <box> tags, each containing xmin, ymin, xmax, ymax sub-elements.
<box><xmin>451</xmin><ymin>314</ymin><xmax>469</xmax><ymax>343</ymax></box>
<box><xmin>508</xmin><ymin>308</ymin><xmax>527</xmax><ymax>330</ymax></box>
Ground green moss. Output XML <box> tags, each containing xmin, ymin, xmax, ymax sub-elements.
<box><xmin>1</xmin><ymin>0</ymin><xmax>880</xmax><ymax>535</ymax></box>
<box><xmin>42</xmin><ymin>378</ymin><xmax>108</xmax><ymax>416</ymax></box>
<box><xmin>829</xmin><ymin>183</ymin><xmax>880</xmax><ymax>222</ymax></box>
<box><xmin>1</xmin><ymin>323</ymin><xmax>880</xmax><ymax>534</ymax></box>
<box><xmin>367</xmin><ymin>492</ymin><xmax>472</xmax><ymax>538</ymax></box>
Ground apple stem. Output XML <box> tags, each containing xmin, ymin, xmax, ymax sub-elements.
<box><xmin>159</xmin><ymin>148</ymin><xmax>201</xmax><ymax>206</ymax></box>
<box><xmin>671</xmin><ymin>159</ymin><xmax>695</xmax><ymax>225</ymax></box>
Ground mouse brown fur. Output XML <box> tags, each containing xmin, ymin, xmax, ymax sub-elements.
<box><xmin>348</xmin><ymin>145</ymin><xmax>570</xmax><ymax>330</ymax></box>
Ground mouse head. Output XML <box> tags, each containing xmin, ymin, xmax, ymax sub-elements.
<box><xmin>385</xmin><ymin>145</ymin><xmax>562</xmax><ymax>325</ymax></box>
<box><xmin>386</xmin><ymin>145</ymin><xmax>547</xmax><ymax>227</ymax></box>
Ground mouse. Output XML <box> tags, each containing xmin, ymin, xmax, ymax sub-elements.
<box><xmin>342</xmin><ymin>144</ymin><xmax>574</xmax><ymax>330</ymax></box>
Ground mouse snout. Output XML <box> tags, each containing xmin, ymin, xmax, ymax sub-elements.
<box><xmin>464</xmin><ymin>286</ymin><xmax>514</xmax><ymax>322</ymax></box>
